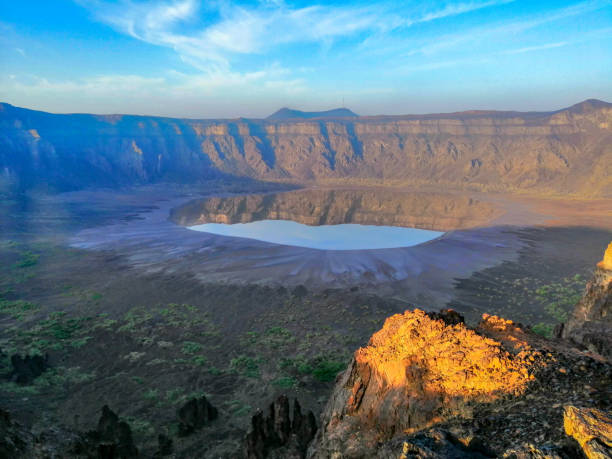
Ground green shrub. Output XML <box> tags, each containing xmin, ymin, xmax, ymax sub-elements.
<box><xmin>231</xmin><ymin>355</ymin><xmax>260</xmax><ymax>378</ymax></box>
<box><xmin>181</xmin><ymin>341</ymin><xmax>203</xmax><ymax>355</ymax></box>
<box><xmin>192</xmin><ymin>355</ymin><xmax>208</xmax><ymax>366</ymax></box>
<box><xmin>143</xmin><ymin>389</ymin><xmax>159</xmax><ymax>400</ymax></box>
<box><xmin>532</xmin><ymin>323</ymin><xmax>553</xmax><ymax>338</ymax></box>
<box><xmin>312</xmin><ymin>359</ymin><xmax>345</xmax><ymax>382</ymax></box>
<box><xmin>70</xmin><ymin>336</ymin><xmax>92</xmax><ymax>348</ymax></box>
<box><xmin>15</xmin><ymin>251</ymin><xmax>39</xmax><ymax>268</ymax></box>
<box><xmin>272</xmin><ymin>376</ymin><xmax>297</xmax><ymax>388</ymax></box>
<box><xmin>0</xmin><ymin>299</ymin><xmax>39</xmax><ymax>319</ymax></box>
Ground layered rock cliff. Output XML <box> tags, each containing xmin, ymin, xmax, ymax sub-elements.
<box><xmin>1</xmin><ymin>100</ymin><xmax>610</xmax><ymax>195</ymax></box>
<box><xmin>561</xmin><ymin>242</ymin><xmax>612</xmax><ymax>359</ymax></box>
<box><xmin>308</xmin><ymin>308</ymin><xmax>612</xmax><ymax>458</ymax></box>
<box><xmin>170</xmin><ymin>189</ymin><xmax>503</xmax><ymax>231</ymax></box>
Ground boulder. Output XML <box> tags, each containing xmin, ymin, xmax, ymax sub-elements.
<box><xmin>309</xmin><ymin>309</ymin><xmax>538</xmax><ymax>457</ymax></box>
<box><xmin>177</xmin><ymin>395</ymin><xmax>218</xmax><ymax>436</ymax></box>
<box><xmin>9</xmin><ymin>354</ymin><xmax>48</xmax><ymax>384</ymax></box>
<box><xmin>94</xmin><ymin>405</ymin><xmax>138</xmax><ymax>458</ymax></box>
<box><xmin>375</xmin><ymin>428</ymin><xmax>494</xmax><ymax>458</ymax></box>
<box><xmin>563</xmin><ymin>405</ymin><xmax>612</xmax><ymax>459</ymax></box>
<box><xmin>153</xmin><ymin>433</ymin><xmax>173</xmax><ymax>457</ymax></box>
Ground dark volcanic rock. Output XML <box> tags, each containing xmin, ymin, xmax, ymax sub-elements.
<box><xmin>244</xmin><ymin>395</ymin><xmax>317</xmax><ymax>459</ymax></box>
<box><xmin>90</xmin><ymin>405</ymin><xmax>139</xmax><ymax>458</ymax></box>
<box><xmin>9</xmin><ymin>354</ymin><xmax>49</xmax><ymax>384</ymax></box>
<box><xmin>500</xmin><ymin>442</ymin><xmax>581</xmax><ymax>458</ymax></box>
<box><xmin>0</xmin><ymin>408</ymin><xmax>32</xmax><ymax>458</ymax></box>
<box><xmin>153</xmin><ymin>433</ymin><xmax>173</xmax><ymax>457</ymax></box>
<box><xmin>562</xmin><ymin>243</ymin><xmax>612</xmax><ymax>360</ymax></box>
<box><xmin>0</xmin><ymin>405</ymin><xmax>139</xmax><ymax>458</ymax></box>
<box><xmin>375</xmin><ymin>428</ymin><xmax>494</xmax><ymax>458</ymax></box>
<box><xmin>177</xmin><ymin>395</ymin><xmax>218</xmax><ymax>436</ymax></box>
<box><xmin>292</xmin><ymin>285</ymin><xmax>308</xmax><ymax>299</ymax></box>
<box><xmin>426</xmin><ymin>308</ymin><xmax>465</xmax><ymax>326</ymax></box>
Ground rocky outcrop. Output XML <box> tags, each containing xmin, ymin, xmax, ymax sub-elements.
<box><xmin>0</xmin><ymin>405</ymin><xmax>140</xmax><ymax>458</ymax></box>
<box><xmin>0</xmin><ymin>408</ymin><xmax>32</xmax><ymax>458</ymax></box>
<box><xmin>153</xmin><ymin>434</ymin><xmax>173</xmax><ymax>457</ymax></box>
<box><xmin>563</xmin><ymin>405</ymin><xmax>612</xmax><ymax>458</ymax></box>
<box><xmin>8</xmin><ymin>354</ymin><xmax>49</xmax><ymax>384</ymax></box>
<box><xmin>177</xmin><ymin>395</ymin><xmax>218</xmax><ymax>436</ymax></box>
<box><xmin>170</xmin><ymin>189</ymin><xmax>502</xmax><ymax>231</ymax></box>
<box><xmin>1</xmin><ymin>100</ymin><xmax>610</xmax><ymax>196</ymax></box>
<box><xmin>375</xmin><ymin>428</ymin><xmax>495</xmax><ymax>458</ymax></box>
<box><xmin>597</xmin><ymin>243</ymin><xmax>612</xmax><ymax>270</ymax></box>
<box><xmin>309</xmin><ymin>309</ymin><xmax>540</xmax><ymax>457</ymax></box>
<box><xmin>84</xmin><ymin>405</ymin><xmax>139</xmax><ymax>458</ymax></box>
<box><xmin>308</xmin><ymin>301</ymin><xmax>612</xmax><ymax>458</ymax></box>
<box><xmin>244</xmin><ymin>395</ymin><xmax>317</xmax><ymax>459</ymax></box>
<box><xmin>561</xmin><ymin>242</ymin><xmax>612</xmax><ymax>359</ymax></box>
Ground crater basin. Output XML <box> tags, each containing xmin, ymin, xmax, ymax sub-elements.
<box><xmin>188</xmin><ymin>219</ymin><xmax>443</xmax><ymax>250</ymax></box>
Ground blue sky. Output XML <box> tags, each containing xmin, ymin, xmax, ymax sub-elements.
<box><xmin>1</xmin><ymin>0</ymin><xmax>611</xmax><ymax>117</ymax></box>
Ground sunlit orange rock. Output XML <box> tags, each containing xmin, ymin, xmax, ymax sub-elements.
<box><xmin>562</xmin><ymin>242</ymin><xmax>612</xmax><ymax>359</ymax></box>
<box><xmin>596</xmin><ymin>242</ymin><xmax>612</xmax><ymax>271</ymax></box>
<box><xmin>563</xmin><ymin>405</ymin><xmax>612</xmax><ymax>458</ymax></box>
<box><xmin>355</xmin><ymin>309</ymin><xmax>532</xmax><ymax>399</ymax></box>
<box><xmin>311</xmin><ymin>309</ymin><xmax>540</xmax><ymax>457</ymax></box>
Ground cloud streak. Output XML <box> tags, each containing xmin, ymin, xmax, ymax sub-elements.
<box><xmin>75</xmin><ymin>0</ymin><xmax>516</xmax><ymax>72</ymax></box>
<box><xmin>405</xmin><ymin>0</ymin><xmax>610</xmax><ymax>56</ymax></box>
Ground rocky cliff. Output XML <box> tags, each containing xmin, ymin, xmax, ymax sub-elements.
<box><xmin>170</xmin><ymin>189</ymin><xmax>503</xmax><ymax>231</ymax></box>
<box><xmin>307</xmin><ymin>308</ymin><xmax>612</xmax><ymax>458</ymax></box>
<box><xmin>1</xmin><ymin>100</ymin><xmax>610</xmax><ymax>195</ymax></box>
<box><xmin>561</xmin><ymin>242</ymin><xmax>612</xmax><ymax>359</ymax></box>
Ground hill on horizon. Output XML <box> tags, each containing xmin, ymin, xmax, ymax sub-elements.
<box><xmin>267</xmin><ymin>107</ymin><xmax>359</xmax><ymax>120</ymax></box>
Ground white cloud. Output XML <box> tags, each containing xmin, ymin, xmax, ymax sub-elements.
<box><xmin>0</xmin><ymin>65</ymin><xmax>308</xmax><ymax>117</ymax></box>
<box><xmin>76</xmin><ymin>0</ymin><xmax>384</xmax><ymax>69</ymax></box>
<box><xmin>75</xmin><ymin>0</ymin><xmax>518</xmax><ymax>72</ymax></box>
<box><xmin>417</xmin><ymin>0</ymin><xmax>515</xmax><ymax>23</ymax></box>
<box><xmin>406</xmin><ymin>0</ymin><xmax>610</xmax><ymax>56</ymax></box>
<box><xmin>501</xmin><ymin>42</ymin><xmax>569</xmax><ymax>55</ymax></box>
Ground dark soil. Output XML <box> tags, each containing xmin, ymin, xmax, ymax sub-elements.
<box><xmin>449</xmin><ymin>226</ymin><xmax>612</xmax><ymax>330</ymax></box>
<box><xmin>0</xmin><ymin>240</ymin><xmax>407</xmax><ymax>457</ymax></box>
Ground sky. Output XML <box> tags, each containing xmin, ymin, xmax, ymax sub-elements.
<box><xmin>0</xmin><ymin>0</ymin><xmax>611</xmax><ymax>118</ymax></box>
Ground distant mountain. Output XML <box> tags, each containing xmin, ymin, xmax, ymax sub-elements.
<box><xmin>563</xmin><ymin>98</ymin><xmax>612</xmax><ymax>114</ymax></box>
<box><xmin>267</xmin><ymin>107</ymin><xmax>358</xmax><ymax>120</ymax></box>
<box><xmin>0</xmin><ymin>100</ymin><xmax>610</xmax><ymax>196</ymax></box>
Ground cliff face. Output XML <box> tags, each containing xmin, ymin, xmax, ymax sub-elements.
<box><xmin>561</xmin><ymin>242</ymin><xmax>612</xmax><ymax>359</ymax></box>
<box><xmin>308</xmin><ymin>308</ymin><xmax>612</xmax><ymax>458</ymax></box>
<box><xmin>1</xmin><ymin>100</ymin><xmax>611</xmax><ymax>195</ymax></box>
<box><xmin>309</xmin><ymin>310</ymin><xmax>541</xmax><ymax>457</ymax></box>
<box><xmin>170</xmin><ymin>189</ymin><xmax>503</xmax><ymax>231</ymax></box>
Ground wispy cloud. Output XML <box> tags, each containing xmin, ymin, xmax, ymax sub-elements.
<box><xmin>76</xmin><ymin>0</ymin><xmax>384</xmax><ymax>70</ymax></box>
<box><xmin>501</xmin><ymin>41</ymin><xmax>569</xmax><ymax>55</ymax></box>
<box><xmin>75</xmin><ymin>0</ymin><xmax>516</xmax><ymax>72</ymax></box>
<box><xmin>406</xmin><ymin>0</ymin><xmax>610</xmax><ymax>56</ymax></box>
<box><xmin>15</xmin><ymin>47</ymin><xmax>26</xmax><ymax>57</ymax></box>
<box><xmin>417</xmin><ymin>0</ymin><xmax>514</xmax><ymax>23</ymax></box>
